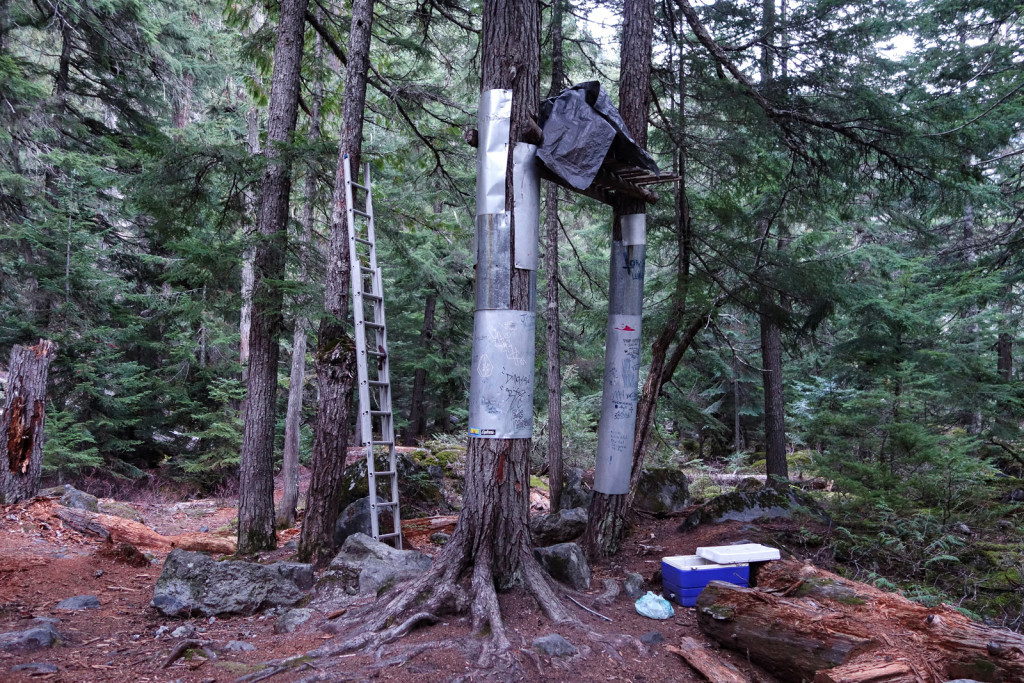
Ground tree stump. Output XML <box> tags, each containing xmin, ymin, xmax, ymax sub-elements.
<box><xmin>0</xmin><ymin>340</ymin><xmax>55</xmax><ymax>504</ymax></box>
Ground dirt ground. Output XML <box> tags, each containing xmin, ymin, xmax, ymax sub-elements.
<box><xmin>0</xmin><ymin>470</ymin><xmax>811</xmax><ymax>682</ymax></box>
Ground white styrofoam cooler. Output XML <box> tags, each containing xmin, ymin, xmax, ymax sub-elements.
<box><xmin>696</xmin><ymin>543</ymin><xmax>780</xmax><ymax>564</ymax></box>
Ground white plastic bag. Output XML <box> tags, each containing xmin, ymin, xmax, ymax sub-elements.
<box><xmin>634</xmin><ymin>591</ymin><xmax>674</xmax><ymax>619</ymax></box>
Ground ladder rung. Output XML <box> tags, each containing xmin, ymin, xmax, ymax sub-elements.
<box><xmin>368</xmin><ymin>380</ymin><xmax>389</xmax><ymax>387</ymax></box>
<box><xmin>361</xmin><ymin>293</ymin><xmax>382</xmax><ymax>302</ymax></box>
<box><xmin>354</xmin><ymin>237</ymin><xmax>372</xmax><ymax>246</ymax></box>
<box><xmin>370</xmin><ymin>410</ymin><xmax>391</xmax><ymax>416</ymax></box>
<box><xmin>364</xmin><ymin>322</ymin><xmax>385</xmax><ymax>330</ymax></box>
<box><xmin>350</xmin><ymin>182</ymin><xmax>369</xmax><ymax>191</ymax></box>
<box><xmin>360</xmin><ymin>266</ymin><xmax>375</xmax><ymax>274</ymax></box>
<box><xmin>353</xmin><ymin>208</ymin><xmax>370</xmax><ymax>218</ymax></box>
<box><xmin>368</xmin><ymin>469</ymin><xmax>396</xmax><ymax>476</ymax></box>
<box><xmin>373</xmin><ymin>501</ymin><xmax>399</xmax><ymax>508</ymax></box>
<box><xmin>370</xmin><ymin>440</ymin><xmax>394</xmax><ymax>446</ymax></box>
<box><xmin>376</xmin><ymin>531</ymin><xmax>401</xmax><ymax>540</ymax></box>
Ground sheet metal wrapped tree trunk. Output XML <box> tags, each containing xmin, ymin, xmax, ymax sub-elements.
<box><xmin>0</xmin><ymin>340</ymin><xmax>55</xmax><ymax>504</ymax></box>
<box><xmin>584</xmin><ymin>0</ymin><xmax>655</xmax><ymax>560</ymax></box>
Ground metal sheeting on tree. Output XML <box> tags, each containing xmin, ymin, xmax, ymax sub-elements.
<box><xmin>537</xmin><ymin>81</ymin><xmax>660</xmax><ymax>191</ymax></box>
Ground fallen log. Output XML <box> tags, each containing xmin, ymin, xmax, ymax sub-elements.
<box><xmin>696</xmin><ymin>560</ymin><xmax>1024</xmax><ymax>683</ymax></box>
<box><xmin>55</xmin><ymin>507</ymin><xmax>237</xmax><ymax>554</ymax></box>
<box><xmin>667</xmin><ymin>637</ymin><xmax>750</xmax><ymax>683</ymax></box>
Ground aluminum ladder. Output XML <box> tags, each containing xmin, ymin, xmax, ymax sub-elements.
<box><xmin>344</xmin><ymin>154</ymin><xmax>402</xmax><ymax>549</ymax></box>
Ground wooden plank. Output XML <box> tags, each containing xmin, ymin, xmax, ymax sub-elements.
<box><xmin>666</xmin><ymin>637</ymin><xmax>750</xmax><ymax>683</ymax></box>
<box><xmin>813</xmin><ymin>659</ymin><xmax>919</xmax><ymax>683</ymax></box>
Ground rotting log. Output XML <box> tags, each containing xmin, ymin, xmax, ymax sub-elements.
<box><xmin>696</xmin><ymin>581</ymin><xmax>876</xmax><ymax>681</ymax></box>
<box><xmin>55</xmin><ymin>507</ymin><xmax>237</xmax><ymax>554</ymax></box>
<box><xmin>696</xmin><ymin>560</ymin><xmax>1024</xmax><ymax>683</ymax></box>
<box><xmin>667</xmin><ymin>637</ymin><xmax>750</xmax><ymax>683</ymax></box>
<box><xmin>0</xmin><ymin>340</ymin><xmax>55</xmax><ymax>504</ymax></box>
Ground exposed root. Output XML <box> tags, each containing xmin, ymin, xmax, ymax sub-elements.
<box><xmin>523</xmin><ymin>554</ymin><xmax>576</xmax><ymax>625</ymax></box>
<box><xmin>587</xmin><ymin>631</ymin><xmax>648</xmax><ymax>663</ymax></box>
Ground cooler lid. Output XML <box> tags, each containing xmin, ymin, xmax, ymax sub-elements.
<box><xmin>696</xmin><ymin>543</ymin><xmax>780</xmax><ymax>564</ymax></box>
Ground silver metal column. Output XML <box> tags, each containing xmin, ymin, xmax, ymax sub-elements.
<box><xmin>593</xmin><ymin>213</ymin><xmax>646</xmax><ymax>494</ymax></box>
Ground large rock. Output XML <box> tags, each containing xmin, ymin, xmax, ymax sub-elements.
<box><xmin>151</xmin><ymin>549</ymin><xmax>313</xmax><ymax>617</ymax></box>
<box><xmin>334</xmin><ymin>497</ymin><xmax>372</xmax><ymax>547</ymax></box>
<box><xmin>679</xmin><ymin>486</ymin><xmax>827</xmax><ymax>530</ymax></box>
<box><xmin>337</xmin><ymin>453</ymin><xmax>444</xmax><ymax>515</ymax></box>
<box><xmin>561</xmin><ymin>467</ymin><xmax>592</xmax><ymax>510</ymax></box>
<box><xmin>322</xmin><ymin>533</ymin><xmax>432</xmax><ymax>596</ymax></box>
<box><xmin>531</xmin><ymin>507</ymin><xmax>587</xmax><ymax>546</ymax></box>
<box><xmin>55</xmin><ymin>595</ymin><xmax>100</xmax><ymax>610</ymax></box>
<box><xmin>533</xmin><ymin>633</ymin><xmax>577</xmax><ymax>657</ymax></box>
<box><xmin>634</xmin><ymin>467</ymin><xmax>689</xmax><ymax>516</ymax></box>
<box><xmin>41</xmin><ymin>484</ymin><xmax>98</xmax><ymax>512</ymax></box>
<box><xmin>0</xmin><ymin>624</ymin><xmax>60</xmax><ymax>653</ymax></box>
<box><xmin>534</xmin><ymin>542</ymin><xmax>590</xmax><ymax>590</ymax></box>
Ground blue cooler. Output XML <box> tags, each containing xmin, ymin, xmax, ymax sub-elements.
<box><xmin>661</xmin><ymin>555</ymin><xmax>749</xmax><ymax>607</ymax></box>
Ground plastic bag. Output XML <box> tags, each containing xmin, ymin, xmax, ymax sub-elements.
<box><xmin>634</xmin><ymin>591</ymin><xmax>674</xmax><ymax>620</ymax></box>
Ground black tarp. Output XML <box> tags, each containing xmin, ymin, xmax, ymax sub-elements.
<box><xmin>537</xmin><ymin>81</ymin><xmax>660</xmax><ymax>191</ymax></box>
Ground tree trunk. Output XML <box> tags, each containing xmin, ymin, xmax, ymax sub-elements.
<box><xmin>277</xmin><ymin>28</ymin><xmax>325</xmax><ymax>530</ymax></box>
<box><xmin>314</xmin><ymin>0</ymin><xmax>574</xmax><ymax>662</ymax></box>
<box><xmin>697</xmin><ymin>560</ymin><xmax>1024</xmax><ymax>683</ymax></box>
<box><xmin>237</xmin><ymin>0</ymin><xmax>309</xmax><ymax>554</ymax></box>
<box><xmin>998</xmin><ymin>332</ymin><xmax>1012</xmax><ymax>380</ymax></box>
<box><xmin>403</xmin><ymin>291</ymin><xmax>436</xmax><ymax>446</ymax></box>
<box><xmin>584</xmin><ymin>0</ymin><xmax>655</xmax><ymax>560</ymax></box>
<box><xmin>760</xmin><ymin>296</ymin><xmax>788</xmax><ymax>486</ymax></box>
<box><xmin>300</xmin><ymin>0</ymin><xmax>374</xmax><ymax>566</ymax></box>
<box><xmin>239</xmin><ymin>106</ymin><xmax>260</xmax><ymax>395</ymax></box>
<box><xmin>544</xmin><ymin>0</ymin><xmax>566</xmax><ymax>513</ymax></box>
<box><xmin>0</xmin><ymin>340</ymin><xmax>55</xmax><ymax>504</ymax></box>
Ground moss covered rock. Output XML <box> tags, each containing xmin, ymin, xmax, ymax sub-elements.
<box><xmin>634</xmin><ymin>467</ymin><xmax>689</xmax><ymax>516</ymax></box>
<box><xmin>679</xmin><ymin>486</ymin><xmax>827</xmax><ymax>530</ymax></box>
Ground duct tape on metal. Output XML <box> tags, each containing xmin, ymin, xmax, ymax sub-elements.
<box><xmin>593</xmin><ymin>313</ymin><xmax>643</xmax><ymax>494</ymax></box>
<box><xmin>468</xmin><ymin>310</ymin><xmax>536</xmax><ymax>439</ymax></box>
<box><xmin>475</xmin><ymin>212</ymin><xmax>511</xmax><ymax>310</ymax></box>
<box><xmin>476</xmin><ymin>89</ymin><xmax>512</xmax><ymax>217</ymax></box>
<box><xmin>512</xmin><ymin>143</ymin><xmax>539</xmax><ymax>270</ymax></box>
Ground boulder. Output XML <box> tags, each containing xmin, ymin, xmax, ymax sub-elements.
<box><xmin>333</xmin><ymin>497</ymin><xmax>372</xmax><ymax>547</ymax></box>
<box><xmin>0</xmin><ymin>624</ymin><xmax>60</xmax><ymax>653</ymax></box>
<box><xmin>533</xmin><ymin>633</ymin><xmax>577</xmax><ymax>657</ymax></box>
<box><xmin>337</xmin><ymin>453</ymin><xmax>444</xmax><ymax>515</ymax></box>
<box><xmin>223</xmin><ymin>640</ymin><xmax>256</xmax><ymax>652</ymax></box>
<box><xmin>11</xmin><ymin>663</ymin><xmax>59</xmax><ymax>674</ymax></box>
<box><xmin>55</xmin><ymin>595</ymin><xmax>101</xmax><ymax>610</ymax></box>
<box><xmin>679</xmin><ymin>486</ymin><xmax>828</xmax><ymax>530</ymax></box>
<box><xmin>534</xmin><ymin>542</ymin><xmax>590</xmax><ymax>590</ymax></box>
<box><xmin>40</xmin><ymin>484</ymin><xmax>98</xmax><ymax>512</ymax></box>
<box><xmin>623</xmin><ymin>572</ymin><xmax>645</xmax><ymax>600</ymax></box>
<box><xmin>151</xmin><ymin>548</ymin><xmax>313</xmax><ymax>617</ymax></box>
<box><xmin>322</xmin><ymin>533</ymin><xmax>432</xmax><ymax>596</ymax></box>
<box><xmin>274</xmin><ymin>607</ymin><xmax>314</xmax><ymax>634</ymax></box>
<box><xmin>531</xmin><ymin>507</ymin><xmax>587</xmax><ymax>546</ymax></box>
<box><xmin>561</xmin><ymin>467</ymin><xmax>592</xmax><ymax>510</ymax></box>
<box><xmin>634</xmin><ymin>467</ymin><xmax>689</xmax><ymax>516</ymax></box>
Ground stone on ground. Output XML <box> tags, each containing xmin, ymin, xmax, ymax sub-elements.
<box><xmin>40</xmin><ymin>484</ymin><xmax>98</xmax><ymax>512</ymax></box>
<box><xmin>55</xmin><ymin>595</ymin><xmax>101</xmax><ymax>610</ymax></box>
<box><xmin>319</xmin><ymin>533</ymin><xmax>432</xmax><ymax>597</ymax></box>
<box><xmin>634</xmin><ymin>467</ymin><xmax>689</xmax><ymax>516</ymax></box>
<box><xmin>532</xmin><ymin>633</ymin><xmax>577</xmax><ymax>657</ymax></box>
<box><xmin>679</xmin><ymin>486</ymin><xmax>827</xmax><ymax>530</ymax></box>
<box><xmin>11</xmin><ymin>662</ymin><xmax>59</xmax><ymax>674</ymax></box>
<box><xmin>534</xmin><ymin>542</ymin><xmax>591</xmax><ymax>590</ymax></box>
<box><xmin>561</xmin><ymin>467</ymin><xmax>592</xmax><ymax>510</ymax></box>
<box><xmin>640</xmin><ymin>631</ymin><xmax>665</xmax><ymax>645</ymax></box>
<box><xmin>275</xmin><ymin>607</ymin><xmax>314</xmax><ymax>634</ymax></box>
<box><xmin>531</xmin><ymin>506</ymin><xmax>587</xmax><ymax>546</ymax></box>
<box><xmin>623</xmin><ymin>571</ymin><xmax>645</xmax><ymax>600</ymax></box>
<box><xmin>0</xmin><ymin>623</ymin><xmax>60</xmax><ymax>653</ymax></box>
<box><xmin>334</xmin><ymin>497</ymin><xmax>372</xmax><ymax>547</ymax></box>
<box><xmin>223</xmin><ymin>640</ymin><xmax>256</xmax><ymax>652</ymax></box>
<box><xmin>151</xmin><ymin>548</ymin><xmax>313</xmax><ymax>617</ymax></box>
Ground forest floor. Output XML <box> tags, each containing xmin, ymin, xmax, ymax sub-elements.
<box><xmin>0</xmin><ymin>466</ymin><xmax>829</xmax><ymax>682</ymax></box>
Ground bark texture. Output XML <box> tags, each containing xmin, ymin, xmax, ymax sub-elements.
<box><xmin>237</xmin><ymin>0</ymin><xmax>309</xmax><ymax>554</ymax></box>
<box><xmin>0</xmin><ymin>340</ymin><xmax>55</xmax><ymax>504</ymax></box>
<box><xmin>403</xmin><ymin>291</ymin><xmax>436</xmax><ymax>445</ymax></box>
<box><xmin>301</xmin><ymin>0</ymin><xmax>374</xmax><ymax>565</ymax></box>
<box><xmin>278</xmin><ymin>27</ymin><xmax>326</xmax><ymax>529</ymax></box>
<box><xmin>760</xmin><ymin>297</ymin><xmax>788</xmax><ymax>485</ymax></box>
<box><xmin>544</xmin><ymin>0</ymin><xmax>566</xmax><ymax>513</ymax></box>
<box><xmin>583</xmin><ymin>0</ymin><xmax>655</xmax><ymax>560</ymax></box>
